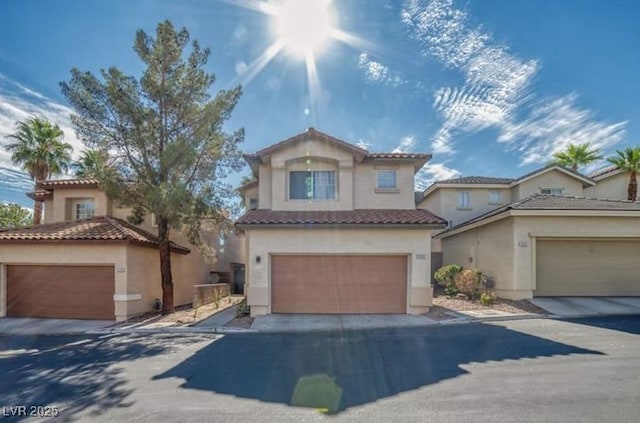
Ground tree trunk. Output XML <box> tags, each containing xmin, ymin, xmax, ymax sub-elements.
<box><xmin>629</xmin><ymin>171</ymin><xmax>638</xmax><ymax>202</ymax></box>
<box><xmin>157</xmin><ymin>217</ymin><xmax>174</xmax><ymax>315</ymax></box>
<box><xmin>32</xmin><ymin>200</ymin><xmax>43</xmax><ymax>225</ymax></box>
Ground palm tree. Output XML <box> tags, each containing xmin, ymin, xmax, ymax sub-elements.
<box><xmin>607</xmin><ymin>147</ymin><xmax>640</xmax><ymax>201</ymax></box>
<box><xmin>6</xmin><ymin>117</ymin><xmax>73</xmax><ymax>224</ymax></box>
<box><xmin>72</xmin><ymin>149</ymin><xmax>108</xmax><ymax>178</ymax></box>
<box><xmin>552</xmin><ymin>143</ymin><xmax>603</xmax><ymax>172</ymax></box>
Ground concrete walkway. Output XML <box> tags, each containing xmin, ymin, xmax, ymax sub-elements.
<box><xmin>251</xmin><ymin>314</ymin><xmax>442</xmax><ymax>333</ymax></box>
<box><xmin>195</xmin><ymin>307</ymin><xmax>237</xmax><ymax>328</ymax></box>
<box><xmin>530</xmin><ymin>297</ymin><xmax>640</xmax><ymax>318</ymax></box>
<box><xmin>0</xmin><ymin>318</ymin><xmax>114</xmax><ymax>336</ymax></box>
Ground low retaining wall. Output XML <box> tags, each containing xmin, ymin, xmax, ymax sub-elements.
<box><xmin>193</xmin><ymin>283</ymin><xmax>230</xmax><ymax>308</ymax></box>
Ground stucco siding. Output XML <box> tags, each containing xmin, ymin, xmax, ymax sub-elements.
<box><xmin>49</xmin><ymin>188</ymin><xmax>110</xmax><ymax>222</ymax></box>
<box><xmin>585</xmin><ymin>172</ymin><xmax>635</xmax><ymax>200</ymax></box>
<box><xmin>353</xmin><ymin>163</ymin><xmax>415</xmax><ymax>209</ymax></box>
<box><xmin>441</xmin><ymin>217</ymin><xmax>515</xmax><ymax>295</ymax></box>
<box><xmin>436</xmin><ymin>188</ymin><xmax>510</xmax><ymax>227</ymax></box>
<box><xmin>245</xmin><ymin>227</ymin><xmax>433</xmax><ymax>316</ymax></box>
<box><xmin>514</xmin><ymin>170</ymin><xmax>585</xmax><ymax>199</ymax></box>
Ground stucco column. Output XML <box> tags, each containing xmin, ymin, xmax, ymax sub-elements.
<box><xmin>0</xmin><ymin>264</ymin><xmax>6</xmax><ymax>317</ymax></box>
<box><xmin>408</xmin><ymin>230</ymin><xmax>433</xmax><ymax>314</ymax></box>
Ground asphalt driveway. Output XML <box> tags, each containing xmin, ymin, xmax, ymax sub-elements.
<box><xmin>530</xmin><ymin>297</ymin><xmax>640</xmax><ymax>317</ymax></box>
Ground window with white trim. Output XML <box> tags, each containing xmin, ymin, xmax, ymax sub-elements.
<box><xmin>540</xmin><ymin>188</ymin><xmax>563</xmax><ymax>195</ymax></box>
<box><xmin>489</xmin><ymin>191</ymin><xmax>502</xmax><ymax>204</ymax></box>
<box><xmin>458</xmin><ymin>191</ymin><xmax>470</xmax><ymax>208</ymax></box>
<box><xmin>289</xmin><ymin>170</ymin><xmax>335</xmax><ymax>200</ymax></box>
<box><xmin>75</xmin><ymin>200</ymin><xmax>95</xmax><ymax>219</ymax></box>
<box><xmin>377</xmin><ymin>170</ymin><xmax>397</xmax><ymax>189</ymax></box>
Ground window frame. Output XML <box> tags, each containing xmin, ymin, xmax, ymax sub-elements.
<box><xmin>540</xmin><ymin>188</ymin><xmax>563</xmax><ymax>195</ymax></box>
<box><xmin>289</xmin><ymin>170</ymin><xmax>336</xmax><ymax>200</ymax></box>
<box><xmin>377</xmin><ymin>170</ymin><xmax>397</xmax><ymax>189</ymax></box>
<box><xmin>458</xmin><ymin>191</ymin><xmax>470</xmax><ymax>209</ymax></box>
<box><xmin>75</xmin><ymin>200</ymin><xmax>95</xmax><ymax>220</ymax></box>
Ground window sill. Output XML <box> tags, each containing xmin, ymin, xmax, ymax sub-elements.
<box><xmin>375</xmin><ymin>188</ymin><xmax>400</xmax><ymax>194</ymax></box>
<box><xmin>456</xmin><ymin>207</ymin><xmax>472</xmax><ymax>210</ymax></box>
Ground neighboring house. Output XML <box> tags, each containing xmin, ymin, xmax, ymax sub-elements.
<box><xmin>419</xmin><ymin>164</ymin><xmax>640</xmax><ymax>300</ymax></box>
<box><xmin>235</xmin><ymin>128</ymin><xmax>446</xmax><ymax>317</ymax></box>
<box><xmin>0</xmin><ymin>178</ymin><xmax>242</xmax><ymax>321</ymax></box>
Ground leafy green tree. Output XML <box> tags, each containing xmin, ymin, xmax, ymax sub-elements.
<box><xmin>72</xmin><ymin>149</ymin><xmax>109</xmax><ymax>178</ymax></box>
<box><xmin>552</xmin><ymin>143</ymin><xmax>602</xmax><ymax>172</ymax></box>
<box><xmin>61</xmin><ymin>20</ymin><xmax>244</xmax><ymax>314</ymax></box>
<box><xmin>607</xmin><ymin>147</ymin><xmax>640</xmax><ymax>201</ymax></box>
<box><xmin>0</xmin><ymin>203</ymin><xmax>32</xmax><ymax>228</ymax></box>
<box><xmin>6</xmin><ymin>117</ymin><xmax>73</xmax><ymax>224</ymax></box>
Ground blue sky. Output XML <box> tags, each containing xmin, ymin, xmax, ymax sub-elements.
<box><xmin>1</xmin><ymin>0</ymin><xmax>639</xmax><ymax>207</ymax></box>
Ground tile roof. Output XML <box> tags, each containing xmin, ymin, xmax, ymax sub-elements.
<box><xmin>588</xmin><ymin>164</ymin><xmax>620</xmax><ymax>179</ymax></box>
<box><xmin>0</xmin><ymin>216</ymin><xmax>190</xmax><ymax>253</ymax></box>
<box><xmin>366</xmin><ymin>152</ymin><xmax>431</xmax><ymax>160</ymax></box>
<box><xmin>26</xmin><ymin>189</ymin><xmax>53</xmax><ymax>200</ymax></box>
<box><xmin>38</xmin><ymin>178</ymin><xmax>99</xmax><ymax>188</ymax></box>
<box><xmin>438</xmin><ymin>176</ymin><xmax>515</xmax><ymax>185</ymax></box>
<box><xmin>513</xmin><ymin>164</ymin><xmax>594</xmax><ymax>186</ymax></box>
<box><xmin>438</xmin><ymin>194</ymin><xmax>640</xmax><ymax>236</ymax></box>
<box><xmin>236</xmin><ymin>209</ymin><xmax>447</xmax><ymax>226</ymax></box>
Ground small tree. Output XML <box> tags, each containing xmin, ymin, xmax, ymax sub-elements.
<box><xmin>6</xmin><ymin>117</ymin><xmax>72</xmax><ymax>224</ymax></box>
<box><xmin>607</xmin><ymin>147</ymin><xmax>640</xmax><ymax>201</ymax></box>
<box><xmin>0</xmin><ymin>203</ymin><xmax>32</xmax><ymax>228</ymax></box>
<box><xmin>61</xmin><ymin>20</ymin><xmax>244</xmax><ymax>314</ymax></box>
<box><xmin>552</xmin><ymin>143</ymin><xmax>602</xmax><ymax>172</ymax></box>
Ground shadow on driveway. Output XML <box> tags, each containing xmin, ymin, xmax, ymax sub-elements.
<box><xmin>155</xmin><ymin>322</ymin><xmax>603</xmax><ymax>414</ymax></box>
<box><xmin>0</xmin><ymin>334</ymin><xmax>206</xmax><ymax>422</ymax></box>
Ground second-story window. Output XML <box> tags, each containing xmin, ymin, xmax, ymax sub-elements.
<box><xmin>75</xmin><ymin>200</ymin><xmax>95</xmax><ymax>219</ymax></box>
<box><xmin>489</xmin><ymin>191</ymin><xmax>502</xmax><ymax>204</ymax></box>
<box><xmin>290</xmin><ymin>170</ymin><xmax>335</xmax><ymax>200</ymax></box>
<box><xmin>377</xmin><ymin>170</ymin><xmax>397</xmax><ymax>189</ymax></box>
<box><xmin>540</xmin><ymin>188</ymin><xmax>563</xmax><ymax>195</ymax></box>
<box><xmin>458</xmin><ymin>191</ymin><xmax>470</xmax><ymax>208</ymax></box>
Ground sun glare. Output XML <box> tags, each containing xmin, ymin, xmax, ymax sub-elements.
<box><xmin>276</xmin><ymin>0</ymin><xmax>333</xmax><ymax>56</ymax></box>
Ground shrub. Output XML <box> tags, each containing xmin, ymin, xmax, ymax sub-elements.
<box><xmin>480</xmin><ymin>291</ymin><xmax>496</xmax><ymax>305</ymax></box>
<box><xmin>444</xmin><ymin>285</ymin><xmax>458</xmax><ymax>296</ymax></box>
<box><xmin>236</xmin><ymin>300</ymin><xmax>251</xmax><ymax>317</ymax></box>
<box><xmin>434</xmin><ymin>264</ymin><xmax>463</xmax><ymax>289</ymax></box>
<box><xmin>454</xmin><ymin>269</ymin><xmax>486</xmax><ymax>300</ymax></box>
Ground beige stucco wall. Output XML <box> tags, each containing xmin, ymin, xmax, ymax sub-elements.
<box><xmin>431</xmin><ymin>187</ymin><xmax>511</xmax><ymax>228</ymax></box>
<box><xmin>513</xmin><ymin>170</ymin><xmax>585</xmax><ymax>199</ymax></box>
<box><xmin>440</xmin><ymin>213</ymin><xmax>640</xmax><ymax>300</ymax></box>
<box><xmin>244</xmin><ymin>227</ymin><xmax>433</xmax><ymax>316</ymax></box>
<box><xmin>353</xmin><ymin>163</ymin><xmax>416</xmax><ymax>209</ymax></box>
<box><xmin>258</xmin><ymin>164</ymin><xmax>272</xmax><ymax>209</ymax></box>
<box><xmin>441</xmin><ymin>217</ymin><xmax>516</xmax><ymax>297</ymax></box>
<box><xmin>47</xmin><ymin>188</ymin><xmax>111</xmax><ymax>223</ymax></box>
<box><xmin>585</xmin><ymin>172</ymin><xmax>635</xmax><ymax>200</ymax></box>
<box><xmin>243</xmin><ymin>185</ymin><xmax>259</xmax><ymax>209</ymax></box>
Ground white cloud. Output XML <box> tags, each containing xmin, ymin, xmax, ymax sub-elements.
<box><xmin>499</xmin><ymin>93</ymin><xmax>627</xmax><ymax>166</ymax></box>
<box><xmin>415</xmin><ymin>162</ymin><xmax>461</xmax><ymax>190</ymax></box>
<box><xmin>401</xmin><ymin>0</ymin><xmax>626</xmax><ymax>165</ymax></box>
<box><xmin>231</xmin><ymin>25</ymin><xmax>248</xmax><ymax>46</ymax></box>
<box><xmin>392</xmin><ymin>136</ymin><xmax>415</xmax><ymax>153</ymax></box>
<box><xmin>356</xmin><ymin>138</ymin><xmax>372</xmax><ymax>150</ymax></box>
<box><xmin>0</xmin><ymin>73</ymin><xmax>83</xmax><ymax>172</ymax></box>
<box><xmin>358</xmin><ymin>53</ymin><xmax>406</xmax><ymax>87</ymax></box>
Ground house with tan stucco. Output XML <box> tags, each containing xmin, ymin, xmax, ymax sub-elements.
<box><xmin>235</xmin><ymin>128</ymin><xmax>447</xmax><ymax>317</ymax></box>
<box><xmin>418</xmin><ymin>164</ymin><xmax>640</xmax><ymax>300</ymax></box>
<box><xmin>0</xmin><ymin>178</ymin><xmax>243</xmax><ymax>321</ymax></box>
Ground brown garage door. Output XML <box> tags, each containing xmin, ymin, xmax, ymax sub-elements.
<box><xmin>7</xmin><ymin>265</ymin><xmax>115</xmax><ymax>320</ymax></box>
<box><xmin>271</xmin><ymin>255</ymin><xmax>407</xmax><ymax>314</ymax></box>
<box><xmin>536</xmin><ymin>240</ymin><xmax>640</xmax><ymax>296</ymax></box>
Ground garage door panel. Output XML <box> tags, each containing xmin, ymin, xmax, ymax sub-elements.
<box><xmin>7</xmin><ymin>265</ymin><xmax>115</xmax><ymax>320</ymax></box>
<box><xmin>536</xmin><ymin>240</ymin><xmax>640</xmax><ymax>296</ymax></box>
<box><xmin>271</xmin><ymin>255</ymin><xmax>407</xmax><ymax>314</ymax></box>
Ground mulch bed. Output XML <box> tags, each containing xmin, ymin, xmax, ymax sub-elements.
<box><xmin>432</xmin><ymin>287</ymin><xmax>546</xmax><ymax>315</ymax></box>
<box><xmin>224</xmin><ymin>316</ymin><xmax>254</xmax><ymax>329</ymax></box>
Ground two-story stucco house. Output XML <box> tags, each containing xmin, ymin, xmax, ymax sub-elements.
<box><xmin>418</xmin><ymin>164</ymin><xmax>640</xmax><ymax>300</ymax></box>
<box><xmin>0</xmin><ymin>178</ymin><xmax>243</xmax><ymax>321</ymax></box>
<box><xmin>236</xmin><ymin>128</ymin><xmax>447</xmax><ymax>317</ymax></box>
